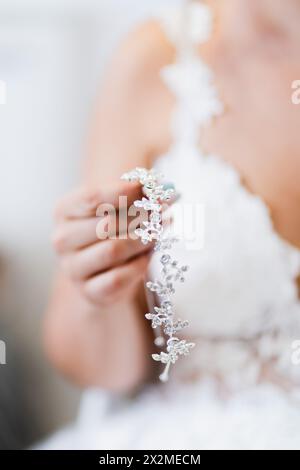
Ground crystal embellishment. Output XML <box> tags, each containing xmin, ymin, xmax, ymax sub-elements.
<box><xmin>122</xmin><ymin>167</ymin><xmax>195</xmax><ymax>382</ymax></box>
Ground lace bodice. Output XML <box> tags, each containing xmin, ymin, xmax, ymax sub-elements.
<box><xmin>151</xmin><ymin>2</ymin><xmax>300</xmax><ymax>391</ymax></box>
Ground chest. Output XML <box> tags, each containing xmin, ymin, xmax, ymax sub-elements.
<box><xmin>199</xmin><ymin>47</ymin><xmax>300</xmax><ymax>248</ymax></box>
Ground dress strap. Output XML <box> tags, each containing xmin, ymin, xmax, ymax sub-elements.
<box><xmin>157</xmin><ymin>1</ymin><xmax>212</xmax><ymax>58</ymax></box>
<box><xmin>156</xmin><ymin>1</ymin><xmax>223</xmax><ymax>151</ymax></box>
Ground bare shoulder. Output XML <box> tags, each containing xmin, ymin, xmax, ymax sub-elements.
<box><xmin>104</xmin><ymin>18</ymin><xmax>175</xmax><ymax>137</ymax></box>
<box><xmin>85</xmin><ymin>20</ymin><xmax>174</xmax><ymax>184</ymax></box>
<box><xmin>112</xmin><ymin>19</ymin><xmax>175</xmax><ymax>83</ymax></box>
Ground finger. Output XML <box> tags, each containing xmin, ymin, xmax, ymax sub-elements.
<box><xmin>53</xmin><ymin>199</ymin><xmax>173</xmax><ymax>256</ymax></box>
<box><xmin>63</xmin><ymin>237</ymin><xmax>154</xmax><ymax>282</ymax></box>
<box><xmin>55</xmin><ymin>182</ymin><xmax>142</xmax><ymax>221</ymax></box>
<box><xmin>96</xmin><ymin>209</ymin><xmax>149</xmax><ymax>239</ymax></box>
<box><xmin>52</xmin><ymin>217</ymin><xmax>100</xmax><ymax>253</ymax></box>
<box><xmin>82</xmin><ymin>253</ymin><xmax>150</xmax><ymax>305</ymax></box>
<box><xmin>95</xmin><ymin>200</ymin><xmax>174</xmax><ymax>240</ymax></box>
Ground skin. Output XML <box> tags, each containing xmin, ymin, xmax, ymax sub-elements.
<box><xmin>44</xmin><ymin>0</ymin><xmax>300</xmax><ymax>393</ymax></box>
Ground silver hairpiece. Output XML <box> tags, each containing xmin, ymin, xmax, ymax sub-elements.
<box><xmin>121</xmin><ymin>167</ymin><xmax>195</xmax><ymax>382</ymax></box>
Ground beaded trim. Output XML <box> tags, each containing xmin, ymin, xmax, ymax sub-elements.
<box><xmin>122</xmin><ymin>168</ymin><xmax>195</xmax><ymax>382</ymax></box>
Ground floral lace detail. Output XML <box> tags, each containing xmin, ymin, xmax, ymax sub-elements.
<box><xmin>157</xmin><ymin>2</ymin><xmax>212</xmax><ymax>47</ymax></box>
<box><xmin>158</xmin><ymin>2</ymin><xmax>222</xmax><ymax>147</ymax></box>
<box><xmin>152</xmin><ymin>2</ymin><xmax>300</xmax><ymax>391</ymax></box>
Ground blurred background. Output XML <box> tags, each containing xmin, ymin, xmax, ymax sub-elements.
<box><xmin>0</xmin><ymin>0</ymin><xmax>177</xmax><ymax>448</ymax></box>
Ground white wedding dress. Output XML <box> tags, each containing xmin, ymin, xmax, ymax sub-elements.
<box><xmin>40</xmin><ymin>3</ymin><xmax>300</xmax><ymax>450</ymax></box>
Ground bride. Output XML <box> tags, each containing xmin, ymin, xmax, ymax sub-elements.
<box><xmin>43</xmin><ymin>0</ymin><xmax>300</xmax><ymax>449</ymax></box>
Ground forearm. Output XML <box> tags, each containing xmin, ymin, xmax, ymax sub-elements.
<box><xmin>44</xmin><ymin>273</ymin><xmax>154</xmax><ymax>393</ymax></box>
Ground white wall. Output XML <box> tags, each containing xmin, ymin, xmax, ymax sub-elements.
<box><xmin>0</xmin><ymin>0</ymin><xmax>178</xmax><ymax>438</ymax></box>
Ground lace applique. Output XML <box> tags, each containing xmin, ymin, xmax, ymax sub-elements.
<box><xmin>158</xmin><ymin>3</ymin><xmax>223</xmax><ymax>147</ymax></box>
<box><xmin>157</xmin><ymin>2</ymin><xmax>213</xmax><ymax>47</ymax></box>
<box><xmin>153</xmin><ymin>2</ymin><xmax>300</xmax><ymax>391</ymax></box>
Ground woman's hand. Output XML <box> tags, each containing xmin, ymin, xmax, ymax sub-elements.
<box><xmin>52</xmin><ymin>182</ymin><xmax>154</xmax><ymax>308</ymax></box>
<box><xmin>44</xmin><ymin>19</ymin><xmax>173</xmax><ymax>390</ymax></box>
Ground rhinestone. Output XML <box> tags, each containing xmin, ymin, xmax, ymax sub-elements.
<box><xmin>160</xmin><ymin>254</ymin><xmax>171</xmax><ymax>265</ymax></box>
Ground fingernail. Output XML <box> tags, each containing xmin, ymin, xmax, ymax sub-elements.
<box><xmin>162</xmin><ymin>182</ymin><xmax>175</xmax><ymax>191</ymax></box>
